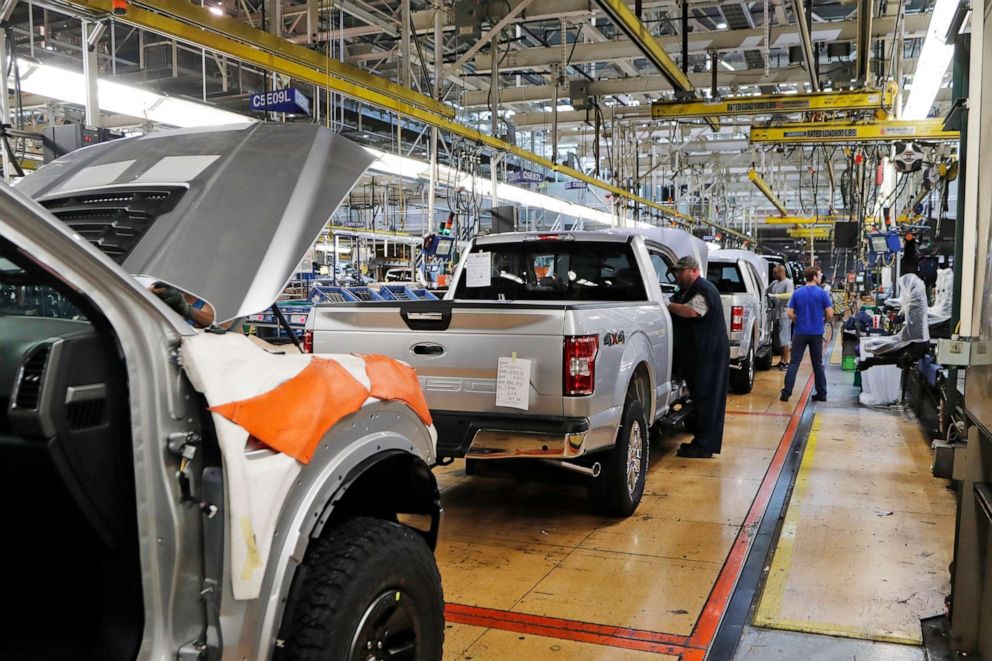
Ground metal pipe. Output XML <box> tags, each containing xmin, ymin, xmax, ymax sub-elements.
<box><xmin>0</xmin><ymin>28</ymin><xmax>9</xmax><ymax>183</ymax></box>
<box><xmin>856</xmin><ymin>0</ymin><xmax>874</xmax><ymax>87</ymax></box>
<box><xmin>81</xmin><ymin>21</ymin><xmax>103</xmax><ymax>127</ymax></box>
<box><xmin>790</xmin><ymin>0</ymin><xmax>819</xmax><ymax>91</ymax></box>
<box><xmin>540</xmin><ymin>459</ymin><xmax>602</xmax><ymax>478</ymax></box>
<box><xmin>400</xmin><ymin>0</ymin><xmax>411</xmax><ymax>88</ymax></box>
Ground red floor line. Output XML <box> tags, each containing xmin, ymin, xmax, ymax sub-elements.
<box><xmin>725</xmin><ymin>410</ymin><xmax>794</xmax><ymax>417</ymax></box>
<box><xmin>443</xmin><ymin>373</ymin><xmax>816</xmax><ymax>657</ymax></box>
<box><xmin>444</xmin><ymin>603</ymin><xmax>691</xmax><ymax>647</ymax></box>
<box><xmin>687</xmin><ymin>372</ymin><xmax>816</xmax><ymax>649</ymax></box>
<box><xmin>444</xmin><ymin>604</ymin><xmax>700</xmax><ymax>656</ymax></box>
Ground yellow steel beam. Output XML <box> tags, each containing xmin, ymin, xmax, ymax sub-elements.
<box><xmin>59</xmin><ymin>0</ymin><xmax>754</xmax><ymax>239</ymax></box>
<box><xmin>748</xmin><ymin>167</ymin><xmax>788</xmax><ymax>216</ymax></box>
<box><xmin>787</xmin><ymin>228</ymin><xmax>831</xmax><ymax>238</ymax></box>
<box><xmin>750</xmin><ymin>119</ymin><xmax>959</xmax><ymax>144</ymax></box>
<box><xmin>593</xmin><ymin>0</ymin><xmax>719</xmax><ymax>131</ymax></box>
<box><xmin>652</xmin><ymin>84</ymin><xmax>897</xmax><ymax>120</ymax></box>
<box><xmin>107</xmin><ymin>0</ymin><xmax>454</xmax><ymax>118</ymax></box>
<box><xmin>764</xmin><ymin>215</ymin><xmax>843</xmax><ymax>225</ymax></box>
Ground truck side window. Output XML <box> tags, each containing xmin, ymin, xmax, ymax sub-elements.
<box><xmin>649</xmin><ymin>253</ymin><xmax>674</xmax><ymax>285</ymax></box>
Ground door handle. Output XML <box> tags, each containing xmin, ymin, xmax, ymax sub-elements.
<box><xmin>411</xmin><ymin>343</ymin><xmax>445</xmax><ymax>357</ymax></box>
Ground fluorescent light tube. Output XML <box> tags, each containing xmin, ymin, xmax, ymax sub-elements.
<box><xmin>902</xmin><ymin>0</ymin><xmax>956</xmax><ymax>119</ymax></box>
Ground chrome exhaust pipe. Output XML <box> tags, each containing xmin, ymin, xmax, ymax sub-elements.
<box><xmin>542</xmin><ymin>459</ymin><xmax>601</xmax><ymax>478</ymax></box>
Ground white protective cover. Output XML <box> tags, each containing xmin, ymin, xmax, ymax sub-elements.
<box><xmin>928</xmin><ymin>268</ymin><xmax>954</xmax><ymax>326</ymax></box>
<box><xmin>181</xmin><ymin>333</ymin><xmax>375</xmax><ymax>600</ymax></box>
<box><xmin>858</xmin><ymin>338</ymin><xmax>902</xmax><ymax>406</ymax></box>
<box><xmin>862</xmin><ymin>273</ymin><xmax>930</xmax><ymax>356</ymax></box>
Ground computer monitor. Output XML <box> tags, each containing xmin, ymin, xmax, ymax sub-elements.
<box><xmin>870</xmin><ymin>234</ymin><xmax>890</xmax><ymax>253</ymax></box>
<box><xmin>434</xmin><ymin>236</ymin><xmax>454</xmax><ymax>257</ymax></box>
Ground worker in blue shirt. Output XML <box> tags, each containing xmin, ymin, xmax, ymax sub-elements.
<box><xmin>780</xmin><ymin>266</ymin><xmax>834</xmax><ymax>402</ymax></box>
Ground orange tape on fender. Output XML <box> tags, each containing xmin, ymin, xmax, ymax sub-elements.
<box><xmin>363</xmin><ymin>354</ymin><xmax>432</xmax><ymax>426</ymax></box>
<box><xmin>210</xmin><ymin>354</ymin><xmax>433</xmax><ymax>464</ymax></box>
<box><xmin>210</xmin><ymin>357</ymin><xmax>369</xmax><ymax>463</ymax></box>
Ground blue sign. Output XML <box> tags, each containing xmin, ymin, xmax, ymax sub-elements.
<box><xmin>250</xmin><ymin>87</ymin><xmax>312</xmax><ymax>115</ymax></box>
<box><xmin>507</xmin><ymin>170</ymin><xmax>544</xmax><ymax>184</ymax></box>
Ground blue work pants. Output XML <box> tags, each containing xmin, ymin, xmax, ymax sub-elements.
<box><xmin>782</xmin><ymin>334</ymin><xmax>826</xmax><ymax>399</ymax></box>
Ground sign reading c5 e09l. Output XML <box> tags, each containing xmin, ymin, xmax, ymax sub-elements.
<box><xmin>250</xmin><ymin>88</ymin><xmax>312</xmax><ymax>115</ymax></box>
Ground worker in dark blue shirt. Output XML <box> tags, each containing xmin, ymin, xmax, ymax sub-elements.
<box><xmin>780</xmin><ymin>266</ymin><xmax>834</xmax><ymax>402</ymax></box>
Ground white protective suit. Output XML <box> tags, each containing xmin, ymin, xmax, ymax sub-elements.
<box><xmin>863</xmin><ymin>273</ymin><xmax>930</xmax><ymax>355</ymax></box>
<box><xmin>927</xmin><ymin>268</ymin><xmax>953</xmax><ymax>326</ymax></box>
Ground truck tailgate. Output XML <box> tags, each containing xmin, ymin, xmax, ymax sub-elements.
<box><xmin>309</xmin><ymin>302</ymin><xmax>566</xmax><ymax>416</ymax></box>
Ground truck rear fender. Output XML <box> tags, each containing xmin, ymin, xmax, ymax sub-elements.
<box><xmin>613</xmin><ymin>331</ymin><xmax>656</xmax><ymax>421</ymax></box>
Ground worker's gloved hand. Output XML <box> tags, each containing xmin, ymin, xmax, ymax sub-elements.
<box><xmin>152</xmin><ymin>282</ymin><xmax>192</xmax><ymax>319</ymax></box>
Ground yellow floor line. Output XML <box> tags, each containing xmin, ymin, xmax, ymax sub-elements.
<box><xmin>753</xmin><ymin>415</ymin><xmax>821</xmax><ymax>623</ymax></box>
<box><xmin>828</xmin><ymin>326</ymin><xmax>843</xmax><ymax>365</ymax></box>
<box><xmin>752</xmin><ymin>413</ymin><xmax>922</xmax><ymax>646</ymax></box>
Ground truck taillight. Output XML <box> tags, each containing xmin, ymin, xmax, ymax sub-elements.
<box><xmin>564</xmin><ymin>335</ymin><xmax>599</xmax><ymax>396</ymax></box>
<box><xmin>302</xmin><ymin>329</ymin><xmax>314</xmax><ymax>353</ymax></box>
<box><xmin>731</xmin><ymin>306</ymin><xmax>744</xmax><ymax>333</ymax></box>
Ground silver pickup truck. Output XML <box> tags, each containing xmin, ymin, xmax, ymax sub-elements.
<box><xmin>707</xmin><ymin>249</ymin><xmax>775</xmax><ymax>393</ymax></box>
<box><xmin>4</xmin><ymin>124</ymin><xmax>444</xmax><ymax>660</ymax></box>
<box><xmin>308</xmin><ymin>228</ymin><xmax>707</xmax><ymax>516</ymax></box>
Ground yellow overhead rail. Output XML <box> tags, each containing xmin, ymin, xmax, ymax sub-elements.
<box><xmin>593</xmin><ymin>0</ymin><xmax>719</xmax><ymax>131</ymax></box>
<box><xmin>764</xmin><ymin>215</ymin><xmax>843</xmax><ymax>225</ymax></box>
<box><xmin>787</xmin><ymin>228</ymin><xmax>831</xmax><ymax>239</ymax></box>
<box><xmin>90</xmin><ymin>0</ymin><xmax>453</xmax><ymax>118</ymax></box>
<box><xmin>57</xmin><ymin>0</ymin><xmax>756</xmax><ymax>239</ymax></box>
<box><xmin>750</xmin><ymin>119</ymin><xmax>959</xmax><ymax>144</ymax></box>
<box><xmin>747</xmin><ymin>167</ymin><xmax>788</xmax><ymax>216</ymax></box>
<box><xmin>652</xmin><ymin>85</ymin><xmax>897</xmax><ymax>120</ymax></box>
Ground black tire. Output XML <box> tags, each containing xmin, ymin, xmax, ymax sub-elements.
<box><xmin>587</xmin><ymin>398</ymin><xmax>648</xmax><ymax>517</ymax></box>
<box><xmin>463</xmin><ymin>458</ymin><xmax>480</xmax><ymax>476</ymax></box>
<box><xmin>730</xmin><ymin>346</ymin><xmax>755</xmax><ymax>394</ymax></box>
<box><xmin>280</xmin><ymin>517</ymin><xmax>444</xmax><ymax>661</ymax></box>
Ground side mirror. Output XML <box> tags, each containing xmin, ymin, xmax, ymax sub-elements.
<box><xmin>660</xmin><ymin>282</ymin><xmax>677</xmax><ymax>294</ymax></box>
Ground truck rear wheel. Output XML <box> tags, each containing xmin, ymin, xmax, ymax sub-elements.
<box><xmin>730</xmin><ymin>346</ymin><xmax>755</xmax><ymax>394</ymax></box>
<box><xmin>279</xmin><ymin>517</ymin><xmax>444</xmax><ymax>661</ymax></box>
<box><xmin>588</xmin><ymin>398</ymin><xmax>648</xmax><ymax>517</ymax></box>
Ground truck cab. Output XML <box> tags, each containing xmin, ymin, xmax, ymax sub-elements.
<box><xmin>707</xmin><ymin>249</ymin><xmax>775</xmax><ymax>393</ymax></box>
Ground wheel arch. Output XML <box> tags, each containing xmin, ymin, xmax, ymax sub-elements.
<box><xmin>313</xmin><ymin>450</ymin><xmax>442</xmax><ymax>550</ymax></box>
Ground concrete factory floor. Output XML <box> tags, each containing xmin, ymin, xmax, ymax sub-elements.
<box><xmin>431</xmin><ymin>340</ymin><xmax>956</xmax><ymax>660</ymax></box>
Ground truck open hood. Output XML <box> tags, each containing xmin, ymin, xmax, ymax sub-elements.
<box><xmin>16</xmin><ymin>124</ymin><xmax>374</xmax><ymax>322</ymax></box>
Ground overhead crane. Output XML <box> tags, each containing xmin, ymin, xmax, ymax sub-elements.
<box><xmin>54</xmin><ymin>0</ymin><xmax>759</xmax><ymax>241</ymax></box>
<box><xmin>592</xmin><ymin>0</ymin><xmax>719</xmax><ymax>131</ymax></box>
<box><xmin>750</xmin><ymin>118</ymin><xmax>959</xmax><ymax>144</ymax></box>
<box><xmin>651</xmin><ymin>85</ymin><xmax>898</xmax><ymax>121</ymax></box>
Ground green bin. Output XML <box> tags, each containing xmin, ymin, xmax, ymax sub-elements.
<box><xmin>842</xmin><ymin>355</ymin><xmax>857</xmax><ymax>371</ymax></box>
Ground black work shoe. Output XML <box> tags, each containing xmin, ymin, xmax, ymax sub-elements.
<box><xmin>677</xmin><ymin>445</ymin><xmax>713</xmax><ymax>459</ymax></box>
<box><xmin>812</xmin><ymin>394</ymin><xmax>827</xmax><ymax>402</ymax></box>
<box><xmin>777</xmin><ymin>363</ymin><xmax>789</xmax><ymax>371</ymax></box>
<box><xmin>780</xmin><ymin>392</ymin><xmax>790</xmax><ymax>402</ymax></box>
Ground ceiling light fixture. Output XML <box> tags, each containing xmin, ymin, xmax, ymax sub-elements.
<box><xmin>14</xmin><ymin>58</ymin><xmax>254</xmax><ymax>127</ymax></box>
<box><xmin>720</xmin><ymin>60</ymin><xmax>735</xmax><ymax>71</ymax></box>
<box><xmin>364</xmin><ymin>147</ymin><xmax>617</xmax><ymax>226</ymax></box>
<box><xmin>208</xmin><ymin>5</ymin><xmax>224</xmax><ymax>16</ymax></box>
<box><xmin>903</xmin><ymin>0</ymin><xmax>957</xmax><ymax>119</ymax></box>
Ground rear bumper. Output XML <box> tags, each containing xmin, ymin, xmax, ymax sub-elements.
<box><xmin>431</xmin><ymin>411</ymin><xmax>591</xmax><ymax>460</ymax></box>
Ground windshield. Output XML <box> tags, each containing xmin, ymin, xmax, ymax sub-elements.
<box><xmin>707</xmin><ymin>262</ymin><xmax>747</xmax><ymax>294</ymax></box>
<box><xmin>0</xmin><ymin>258</ymin><xmax>87</xmax><ymax>320</ymax></box>
<box><xmin>453</xmin><ymin>241</ymin><xmax>647</xmax><ymax>301</ymax></box>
